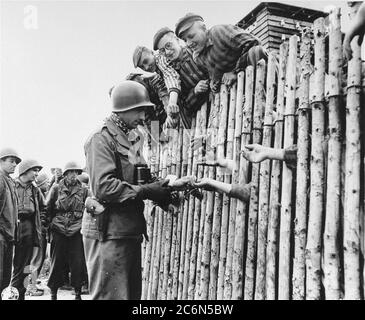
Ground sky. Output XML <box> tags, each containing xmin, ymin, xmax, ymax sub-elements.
<box><xmin>0</xmin><ymin>0</ymin><xmax>359</xmax><ymax>176</ymax></box>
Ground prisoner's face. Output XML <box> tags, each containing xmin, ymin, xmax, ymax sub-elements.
<box><xmin>139</xmin><ymin>50</ymin><xmax>156</xmax><ymax>73</ymax></box>
<box><xmin>157</xmin><ymin>33</ymin><xmax>182</xmax><ymax>62</ymax></box>
<box><xmin>181</xmin><ymin>21</ymin><xmax>207</xmax><ymax>55</ymax></box>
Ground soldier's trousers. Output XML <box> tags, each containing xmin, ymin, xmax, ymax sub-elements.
<box><xmin>47</xmin><ymin>231</ymin><xmax>86</xmax><ymax>290</ymax></box>
<box><xmin>30</xmin><ymin>231</ymin><xmax>47</xmax><ymax>277</ymax></box>
<box><xmin>0</xmin><ymin>237</ymin><xmax>14</xmax><ymax>299</ymax></box>
<box><xmin>83</xmin><ymin>236</ymin><xmax>142</xmax><ymax>300</ymax></box>
<box><xmin>11</xmin><ymin>232</ymin><xmax>35</xmax><ymax>298</ymax></box>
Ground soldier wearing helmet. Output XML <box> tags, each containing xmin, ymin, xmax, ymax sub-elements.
<box><xmin>25</xmin><ymin>172</ymin><xmax>51</xmax><ymax>297</ymax></box>
<box><xmin>83</xmin><ymin>80</ymin><xmax>177</xmax><ymax>300</ymax></box>
<box><xmin>10</xmin><ymin>159</ymin><xmax>45</xmax><ymax>300</ymax></box>
<box><xmin>45</xmin><ymin>161</ymin><xmax>89</xmax><ymax>300</ymax></box>
<box><xmin>0</xmin><ymin>148</ymin><xmax>21</xmax><ymax>298</ymax></box>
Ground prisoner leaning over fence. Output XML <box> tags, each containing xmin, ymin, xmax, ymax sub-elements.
<box><xmin>175</xmin><ymin>13</ymin><xmax>267</xmax><ymax>93</ymax></box>
<box><xmin>0</xmin><ymin>148</ymin><xmax>21</xmax><ymax>299</ymax></box>
<box><xmin>11</xmin><ymin>159</ymin><xmax>44</xmax><ymax>300</ymax></box>
<box><xmin>82</xmin><ymin>81</ymin><xmax>196</xmax><ymax>300</ymax></box>
<box><xmin>133</xmin><ymin>45</ymin><xmax>181</xmax><ymax>128</ymax></box>
<box><xmin>46</xmin><ymin>161</ymin><xmax>89</xmax><ymax>300</ymax></box>
<box><xmin>153</xmin><ymin>27</ymin><xmax>210</xmax><ymax>129</ymax></box>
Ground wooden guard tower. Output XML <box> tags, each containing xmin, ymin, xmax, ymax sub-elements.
<box><xmin>237</xmin><ymin>2</ymin><xmax>328</xmax><ymax>52</ymax></box>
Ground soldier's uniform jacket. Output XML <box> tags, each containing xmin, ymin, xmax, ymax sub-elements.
<box><xmin>46</xmin><ymin>178</ymin><xmax>89</xmax><ymax>237</ymax></box>
<box><xmin>14</xmin><ymin>179</ymin><xmax>45</xmax><ymax>246</ymax></box>
<box><xmin>0</xmin><ymin>171</ymin><xmax>18</xmax><ymax>242</ymax></box>
<box><xmin>82</xmin><ymin>117</ymin><xmax>146</xmax><ymax>241</ymax></box>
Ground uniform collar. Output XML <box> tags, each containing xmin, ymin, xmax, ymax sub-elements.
<box><xmin>105</xmin><ymin>117</ymin><xmax>138</xmax><ymax>149</ymax></box>
<box><xmin>60</xmin><ymin>177</ymin><xmax>81</xmax><ymax>189</ymax></box>
<box><xmin>15</xmin><ymin>178</ymin><xmax>33</xmax><ymax>189</ymax></box>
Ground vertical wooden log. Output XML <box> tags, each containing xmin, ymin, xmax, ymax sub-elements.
<box><xmin>171</xmin><ymin>125</ymin><xmax>187</xmax><ymax>299</ymax></box>
<box><xmin>209</xmin><ymin>85</ymin><xmax>229</xmax><ymax>300</ymax></box>
<box><xmin>167</xmin><ymin>127</ymin><xmax>180</xmax><ymax>300</ymax></box>
<box><xmin>292</xmin><ymin>30</ymin><xmax>311</xmax><ymax>300</ymax></box>
<box><xmin>194</xmin><ymin>102</ymin><xmax>210</xmax><ymax>299</ymax></box>
<box><xmin>161</xmin><ymin>132</ymin><xmax>174</xmax><ymax>299</ymax></box>
<box><xmin>278</xmin><ymin>35</ymin><xmax>298</xmax><ymax>300</ymax></box>
<box><xmin>255</xmin><ymin>53</ymin><xmax>276</xmax><ymax>300</ymax></box>
<box><xmin>199</xmin><ymin>93</ymin><xmax>219</xmax><ymax>299</ymax></box>
<box><xmin>151</xmin><ymin>149</ymin><xmax>165</xmax><ymax>299</ymax></box>
<box><xmin>306</xmin><ymin>18</ymin><xmax>326</xmax><ymax>300</ymax></box>
<box><xmin>181</xmin><ymin>115</ymin><xmax>199</xmax><ymax>299</ymax></box>
<box><xmin>177</xmin><ymin>123</ymin><xmax>193</xmax><ymax>299</ymax></box>
<box><xmin>244</xmin><ymin>60</ymin><xmax>266</xmax><ymax>300</ymax></box>
<box><xmin>178</xmin><ymin>118</ymin><xmax>196</xmax><ymax>300</ymax></box>
<box><xmin>157</xmin><ymin>146</ymin><xmax>169</xmax><ymax>299</ymax></box>
<box><xmin>194</xmin><ymin>164</ymin><xmax>209</xmax><ymax>300</ymax></box>
<box><xmin>232</xmin><ymin>67</ymin><xmax>254</xmax><ymax>300</ymax></box>
<box><xmin>147</xmin><ymin>138</ymin><xmax>160</xmax><ymax>300</ymax></box>
<box><xmin>343</xmin><ymin>3</ymin><xmax>362</xmax><ymax>300</ymax></box>
<box><xmin>217</xmin><ymin>84</ymin><xmax>236</xmax><ymax>299</ymax></box>
<box><xmin>224</xmin><ymin>72</ymin><xmax>244</xmax><ymax>300</ymax></box>
<box><xmin>323</xmin><ymin>7</ymin><xmax>342</xmax><ymax>300</ymax></box>
<box><xmin>266</xmin><ymin>42</ymin><xmax>289</xmax><ymax>300</ymax></box>
<box><xmin>188</xmin><ymin>103</ymin><xmax>208</xmax><ymax>299</ymax></box>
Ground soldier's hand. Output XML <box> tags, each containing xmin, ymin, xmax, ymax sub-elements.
<box><xmin>241</xmin><ymin>144</ymin><xmax>271</xmax><ymax>163</ymax></box>
<box><xmin>194</xmin><ymin>80</ymin><xmax>209</xmax><ymax>94</ymax></box>
<box><xmin>85</xmin><ymin>197</ymin><xmax>105</xmax><ymax>215</ymax></box>
<box><xmin>222</xmin><ymin>72</ymin><xmax>237</xmax><ymax>87</ymax></box>
<box><xmin>138</xmin><ymin>179</ymin><xmax>172</xmax><ymax>203</ymax></box>
<box><xmin>170</xmin><ymin>175</ymin><xmax>196</xmax><ymax>191</ymax></box>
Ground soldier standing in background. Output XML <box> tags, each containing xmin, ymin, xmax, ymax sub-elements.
<box><xmin>46</xmin><ymin>161</ymin><xmax>89</xmax><ymax>300</ymax></box>
<box><xmin>0</xmin><ymin>148</ymin><xmax>21</xmax><ymax>299</ymax></box>
<box><xmin>11</xmin><ymin>159</ymin><xmax>44</xmax><ymax>300</ymax></box>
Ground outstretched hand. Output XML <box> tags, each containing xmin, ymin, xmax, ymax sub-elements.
<box><xmin>241</xmin><ymin>144</ymin><xmax>270</xmax><ymax>163</ymax></box>
<box><xmin>169</xmin><ymin>175</ymin><xmax>196</xmax><ymax>191</ymax></box>
<box><xmin>192</xmin><ymin>177</ymin><xmax>216</xmax><ymax>192</ymax></box>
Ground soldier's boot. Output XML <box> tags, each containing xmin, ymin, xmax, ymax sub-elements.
<box><xmin>74</xmin><ymin>288</ymin><xmax>82</xmax><ymax>300</ymax></box>
<box><xmin>50</xmin><ymin>288</ymin><xmax>58</xmax><ymax>300</ymax></box>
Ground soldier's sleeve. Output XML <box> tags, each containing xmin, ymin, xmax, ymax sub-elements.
<box><xmin>37</xmin><ymin>189</ymin><xmax>47</xmax><ymax>226</ymax></box>
<box><xmin>85</xmin><ymin>132</ymin><xmax>141</xmax><ymax>204</ymax></box>
<box><xmin>45</xmin><ymin>184</ymin><xmax>58</xmax><ymax>222</ymax></box>
<box><xmin>0</xmin><ymin>178</ymin><xmax>6</xmax><ymax>220</ymax></box>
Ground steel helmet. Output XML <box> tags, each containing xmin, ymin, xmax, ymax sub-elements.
<box><xmin>77</xmin><ymin>172</ymin><xmax>89</xmax><ymax>184</ymax></box>
<box><xmin>63</xmin><ymin>161</ymin><xmax>83</xmax><ymax>176</ymax></box>
<box><xmin>18</xmin><ymin>159</ymin><xmax>43</xmax><ymax>177</ymax></box>
<box><xmin>0</xmin><ymin>147</ymin><xmax>22</xmax><ymax>164</ymax></box>
<box><xmin>36</xmin><ymin>172</ymin><xmax>49</xmax><ymax>187</ymax></box>
<box><xmin>110</xmin><ymin>80</ymin><xmax>155</xmax><ymax>112</ymax></box>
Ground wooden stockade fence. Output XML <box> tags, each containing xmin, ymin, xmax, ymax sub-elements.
<box><xmin>141</xmin><ymin>7</ymin><xmax>365</xmax><ymax>300</ymax></box>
